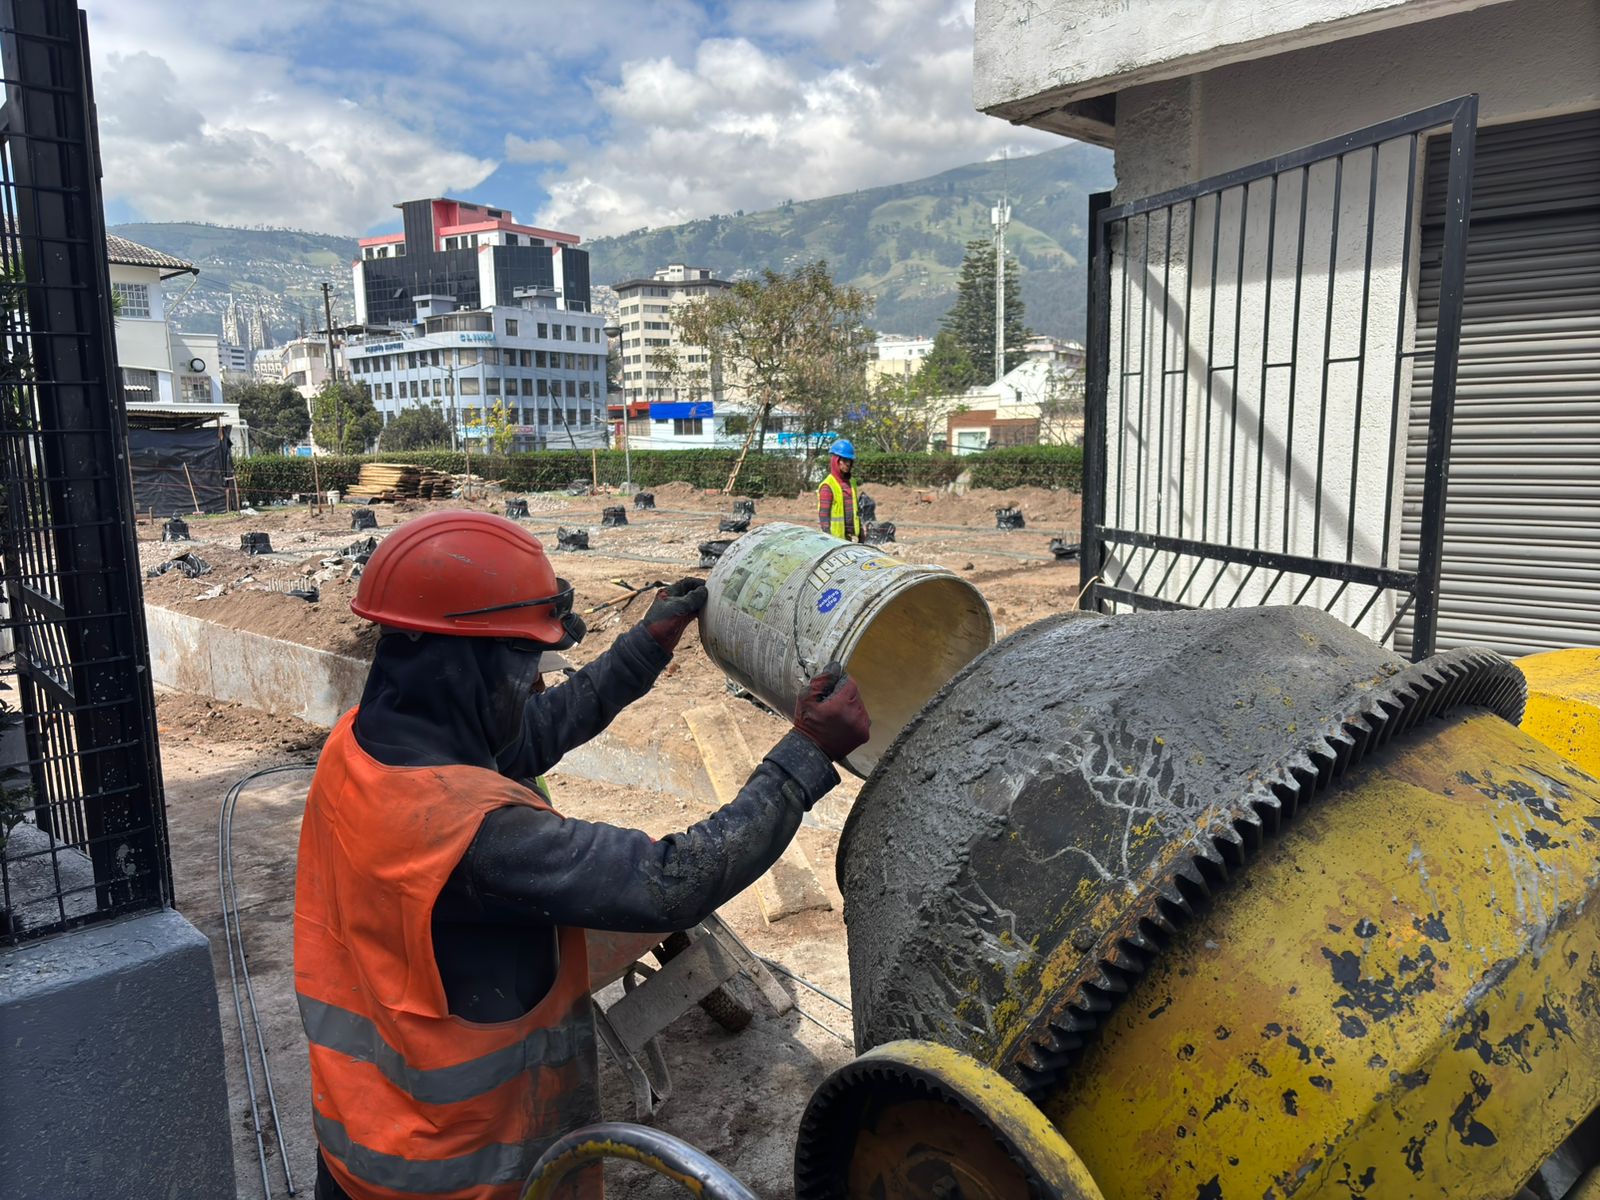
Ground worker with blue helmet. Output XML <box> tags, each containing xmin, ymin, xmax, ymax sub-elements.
<box><xmin>818</xmin><ymin>439</ymin><xmax>862</xmax><ymax>541</ymax></box>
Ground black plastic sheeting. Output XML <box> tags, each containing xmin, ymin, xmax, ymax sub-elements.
<box><xmin>126</xmin><ymin>427</ymin><xmax>232</xmax><ymax>515</ymax></box>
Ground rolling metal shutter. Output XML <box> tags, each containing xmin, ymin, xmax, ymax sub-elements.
<box><xmin>1402</xmin><ymin>110</ymin><xmax>1600</xmax><ymax>657</ymax></box>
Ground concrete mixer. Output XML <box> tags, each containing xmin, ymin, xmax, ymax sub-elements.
<box><xmin>523</xmin><ymin>607</ymin><xmax>1600</xmax><ymax>1200</ymax></box>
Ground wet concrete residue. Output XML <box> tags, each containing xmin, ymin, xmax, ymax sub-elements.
<box><xmin>835</xmin><ymin>605</ymin><xmax>1528</xmax><ymax>1092</ymax></box>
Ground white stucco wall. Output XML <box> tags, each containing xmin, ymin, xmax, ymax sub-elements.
<box><xmin>1111</xmin><ymin>0</ymin><xmax>1600</xmax><ymax>199</ymax></box>
<box><xmin>974</xmin><ymin>0</ymin><xmax>1514</xmax><ymax>137</ymax></box>
<box><xmin>1088</xmin><ymin>0</ymin><xmax>1599</xmax><ymax>640</ymax></box>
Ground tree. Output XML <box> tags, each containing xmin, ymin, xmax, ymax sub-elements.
<box><xmin>842</xmin><ymin>373</ymin><xmax>964</xmax><ymax>453</ymax></box>
<box><xmin>380</xmin><ymin>404</ymin><xmax>451</xmax><ymax>451</ymax></box>
<box><xmin>1036</xmin><ymin>364</ymin><xmax>1087</xmax><ymax>447</ymax></box>
<box><xmin>310</xmin><ymin>380</ymin><xmax>382</xmax><ymax>455</ymax></box>
<box><xmin>916</xmin><ymin>330</ymin><xmax>977</xmax><ymax>395</ymax></box>
<box><xmin>941</xmin><ymin>238</ymin><xmax>1030</xmax><ymax>383</ymax></box>
<box><xmin>463</xmin><ymin>399</ymin><xmax>517</xmax><ymax>454</ymax></box>
<box><xmin>224</xmin><ymin>379</ymin><xmax>308</xmax><ymax>452</ymax></box>
<box><xmin>662</xmin><ymin>261</ymin><xmax>874</xmax><ymax>464</ymax></box>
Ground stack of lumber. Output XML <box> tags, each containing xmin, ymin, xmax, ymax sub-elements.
<box><xmin>352</xmin><ymin>462</ymin><xmax>421</xmax><ymax>502</ymax></box>
<box><xmin>415</xmin><ymin>469</ymin><xmax>454</xmax><ymax>499</ymax></box>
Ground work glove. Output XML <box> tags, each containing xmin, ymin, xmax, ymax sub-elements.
<box><xmin>792</xmin><ymin>661</ymin><xmax>871</xmax><ymax>762</ymax></box>
<box><xmin>643</xmin><ymin>577</ymin><xmax>708</xmax><ymax>652</ymax></box>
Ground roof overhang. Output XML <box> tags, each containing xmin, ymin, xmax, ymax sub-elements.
<box><xmin>974</xmin><ymin>0</ymin><xmax>1515</xmax><ymax>145</ymax></box>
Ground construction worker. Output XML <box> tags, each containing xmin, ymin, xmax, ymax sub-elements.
<box><xmin>294</xmin><ymin>511</ymin><xmax>870</xmax><ymax>1200</ymax></box>
<box><xmin>818</xmin><ymin>437</ymin><xmax>863</xmax><ymax>541</ymax></box>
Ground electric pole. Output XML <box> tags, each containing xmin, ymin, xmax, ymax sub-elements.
<box><xmin>991</xmin><ymin>199</ymin><xmax>1010</xmax><ymax>386</ymax></box>
<box><xmin>321</xmin><ymin>281</ymin><xmax>343</xmax><ymax>450</ymax></box>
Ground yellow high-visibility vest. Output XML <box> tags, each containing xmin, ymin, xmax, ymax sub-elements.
<box><xmin>821</xmin><ymin>472</ymin><xmax>860</xmax><ymax>540</ymax></box>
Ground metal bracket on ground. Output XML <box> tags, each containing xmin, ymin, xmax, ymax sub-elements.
<box><xmin>593</xmin><ymin>914</ymin><xmax>792</xmax><ymax>1119</ymax></box>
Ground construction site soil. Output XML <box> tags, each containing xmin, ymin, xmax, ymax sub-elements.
<box><xmin>141</xmin><ymin>478</ymin><xmax>1081</xmax><ymax>1195</ymax></box>
<box><xmin>140</xmin><ymin>481</ymin><xmax>1081</xmax><ymax>803</ymax></box>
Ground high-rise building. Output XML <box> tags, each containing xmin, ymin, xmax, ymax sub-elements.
<box><xmin>611</xmin><ymin>264</ymin><xmax>732</xmax><ymax>446</ymax></box>
<box><xmin>344</xmin><ymin>197</ymin><xmax>608</xmax><ymax>451</ymax></box>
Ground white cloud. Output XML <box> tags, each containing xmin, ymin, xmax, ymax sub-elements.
<box><xmin>82</xmin><ymin>1</ymin><xmax>495</xmax><ymax>234</ymax></box>
<box><xmin>504</xmin><ymin>135</ymin><xmax>567</xmax><ymax>164</ymax></box>
<box><xmin>538</xmin><ymin>2</ymin><xmax>1062</xmax><ymax>237</ymax></box>
<box><xmin>79</xmin><ymin>0</ymin><xmax>1065</xmax><ymax>239</ymax></box>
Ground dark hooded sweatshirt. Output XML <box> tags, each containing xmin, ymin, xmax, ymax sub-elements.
<box><xmin>347</xmin><ymin>623</ymin><xmax>838</xmax><ymax>1024</ymax></box>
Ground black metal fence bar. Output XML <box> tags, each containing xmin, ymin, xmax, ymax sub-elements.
<box><xmin>0</xmin><ymin>0</ymin><xmax>170</xmax><ymax>945</ymax></box>
<box><xmin>1081</xmin><ymin>97</ymin><xmax>1478</xmax><ymax>660</ymax></box>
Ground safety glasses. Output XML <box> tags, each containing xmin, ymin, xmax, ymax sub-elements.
<box><xmin>443</xmin><ymin>579</ymin><xmax>575</xmax><ymax>622</ymax></box>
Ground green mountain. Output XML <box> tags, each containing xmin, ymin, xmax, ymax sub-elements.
<box><xmin>107</xmin><ymin>222</ymin><xmax>359</xmax><ymax>346</ymax></box>
<box><xmin>109</xmin><ymin>141</ymin><xmax>1114</xmax><ymax>347</ymax></box>
<box><xmin>585</xmin><ymin>142</ymin><xmax>1115</xmax><ymax>339</ymax></box>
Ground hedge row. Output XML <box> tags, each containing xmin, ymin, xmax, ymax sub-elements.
<box><xmin>235</xmin><ymin>449</ymin><xmax>808</xmax><ymax>502</ymax></box>
<box><xmin>963</xmin><ymin>445</ymin><xmax>1084</xmax><ymax>491</ymax></box>
<box><xmin>234</xmin><ymin>445</ymin><xmax>1085</xmax><ymax>504</ymax></box>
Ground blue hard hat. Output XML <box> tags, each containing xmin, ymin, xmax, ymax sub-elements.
<box><xmin>830</xmin><ymin>439</ymin><xmax>855</xmax><ymax>460</ymax></box>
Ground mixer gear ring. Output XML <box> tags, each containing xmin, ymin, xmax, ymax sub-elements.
<box><xmin>793</xmin><ymin>1040</ymin><xmax>1105</xmax><ymax>1200</ymax></box>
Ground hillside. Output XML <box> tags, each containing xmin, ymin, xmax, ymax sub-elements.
<box><xmin>586</xmin><ymin>142</ymin><xmax>1114</xmax><ymax>338</ymax></box>
<box><xmin>108</xmin><ymin>222</ymin><xmax>359</xmax><ymax>346</ymax></box>
<box><xmin>110</xmin><ymin>140</ymin><xmax>1114</xmax><ymax>346</ymax></box>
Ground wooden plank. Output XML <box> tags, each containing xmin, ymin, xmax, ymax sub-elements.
<box><xmin>683</xmin><ymin>703</ymin><xmax>832</xmax><ymax>923</ymax></box>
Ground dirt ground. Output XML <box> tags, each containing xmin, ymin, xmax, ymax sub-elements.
<box><xmin>141</xmin><ymin>475</ymin><xmax>1080</xmax><ymax>1195</ymax></box>
<box><xmin>139</xmin><ymin>478</ymin><xmax>1082</xmax><ymax>796</ymax></box>
<box><xmin>160</xmin><ymin>687</ymin><xmax>856</xmax><ymax>1200</ymax></box>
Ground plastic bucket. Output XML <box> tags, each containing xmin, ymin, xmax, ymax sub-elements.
<box><xmin>700</xmin><ymin>523</ymin><xmax>995</xmax><ymax>777</ymax></box>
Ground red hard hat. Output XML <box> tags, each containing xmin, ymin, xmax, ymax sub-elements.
<box><xmin>351</xmin><ymin>510</ymin><xmax>579</xmax><ymax>646</ymax></box>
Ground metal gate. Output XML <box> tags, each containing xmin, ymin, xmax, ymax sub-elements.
<box><xmin>1081</xmin><ymin>97</ymin><xmax>1478</xmax><ymax>660</ymax></box>
<box><xmin>0</xmin><ymin>0</ymin><xmax>170</xmax><ymax>945</ymax></box>
<box><xmin>1399</xmin><ymin>108</ymin><xmax>1600</xmax><ymax>657</ymax></box>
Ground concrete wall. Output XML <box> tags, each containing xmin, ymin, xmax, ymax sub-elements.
<box><xmin>0</xmin><ymin>909</ymin><xmax>236</xmax><ymax>1199</ymax></box>
<box><xmin>1111</xmin><ymin>0</ymin><xmax>1600</xmax><ymax>199</ymax></box>
<box><xmin>974</xmin><ymin>0</ymin><xmax>1513</xmax><ymax>139</ymax></box>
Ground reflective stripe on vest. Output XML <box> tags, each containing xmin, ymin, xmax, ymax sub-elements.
<box><xmin>296</xmin><ymin>711</ymin><xmax>600</xmax><ymax>1200</ymax></box>
<box><xmin>314</xmin><ymin>1110</ymin><xmax>557</xmax><ymax>1194</ymax></box>
<box><xmin>298</xmin><ymin>993</ymin><xmax>591</xmax><ymax>1107</ymax></box>
<box><xmin>821</xmin><ymin>472</ymin><xmax>859</xmax><ymax>540</ymax></box>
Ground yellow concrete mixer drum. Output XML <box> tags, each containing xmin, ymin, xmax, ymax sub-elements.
<box><xmin>796</xmin><ymin>607</ymin><xmax>1600</xmax><ymax>1200</ymax></box>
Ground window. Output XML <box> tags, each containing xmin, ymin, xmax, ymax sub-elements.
<box><xmin>723</xmin><ymin>415</ymin><xmax>749</xmax><ymax>435</ymax></box>
<box><xmin>461</xmin><ymin>377</ymin><xmax>481</xmax><ymax>396</ymax></box>
<box><xmin>537</xmin><ymin>323</ymin><xmax>548</xmax><ymax>339</ymax></box>
<box><xmin>564</xmin><ymin>380</ymin><xmax>576</xmax><ymax>398</ymax></box>
<box><xmin>113</xmin><ymin>282</ymin><xmax>151</xmax><ymax>319</ymax></box>
<box><xmin>566</xmin><ymin>325</ymin><xmax>576</xmax><ymax>341</ymax></box>
<box><xmin>673</xmin><ymin>418</ymin><xmax>704</xmax><ymax>436</ymax></box>
<box><xmin>538</xmin><ymin>408</ymin><xmax>549</xmax><ymax>425</ymax></box>
<box><xmin>536</xmin><ymin>379</ymin><xmax>549</xmax><ymax>397</ymax></box>
<box><xmin>384</xmin><ymin>383</ymin><xmax>394</xmax><ymax>400</ymax></box>
<box><xmin>579</xmin><ymin>381</ymin><xmax>591</xmax><ymax>398</ymax></box>
<box><xmin>581</xmin><ymin>326</ymin><xmax>591</xmax><ymax>342</ymax></box>
<box><xmin>119</xmin><ymin>368</ymin><xmax>158</xmax><ymax>403</ymax></box>
<box><xmin>580</xmin><ymin>409</ymin><xmax>591</xmax><ymax>425</ymax></box>
<box><xmin>486</xmin><ymin>377</ymin><xmax>501</xmax><ymax>395</ymax></box>
<box><xmin>459</xmin><ymin>349</ymin><xmax>481</xmax><ymax>366</ymax></box>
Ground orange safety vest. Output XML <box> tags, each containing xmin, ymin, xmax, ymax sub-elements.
<box><xmin>294</xmin><ymin>712</ymin><xmax>600</xmax><ymax>1200</ymax></box>
<box><xmin>820</xmin><ymin>471</ymin><xmax>860</xmax><ymax>540</ymax></box>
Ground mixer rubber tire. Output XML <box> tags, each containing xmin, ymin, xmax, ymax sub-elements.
<box><xmin>653</xmin><ymin>932</ymin><xmax>754</xmax><ymax>1033</ymax></box>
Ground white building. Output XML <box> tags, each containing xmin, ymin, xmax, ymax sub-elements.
<box><xmin>975</xmin><ymin>0</ymin><xmax>1599</xmax><ymax>657</ymax></box>
<box><xmin>612</xmin><ymin>264</ymin><xmax>734</xmax><ymax>447</ymax></box>
<box><xmin>252</xmin><ymin>346</ymin><xmax>286</xmax><ymax>383</ymax></box>
<box><xmin>108</xmin><ymin>234</ymin><xmax>240</xmax><ymax>445</ymax></box>
<box><xmin>217</xmin><ymin>341</ymin><xmax>252</xmax><ymax>376</ymax></box>
<box><xmin>344</xmin><ymin>300</ymin><xmax>608</xmax><ymax>452</ymax></box>
<box><xmin>279</xmin><ymin>335</ymin><xmax>340</xmax><ymax>400</ymax></box>
<box><xmin>868</xmin><ymin>335</ymin><xmax>936</xmax><ymax>385</ymax></box>
<box><xmin>346</xmin><ymin>198</ymin><xmax>608</xmax><ymax>451</ymax></box>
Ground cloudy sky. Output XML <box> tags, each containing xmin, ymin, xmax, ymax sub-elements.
<box><xmin>80</xmin><ymin>0</ymin><xmax>1060</xmax><ymax>240</ymax></box>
